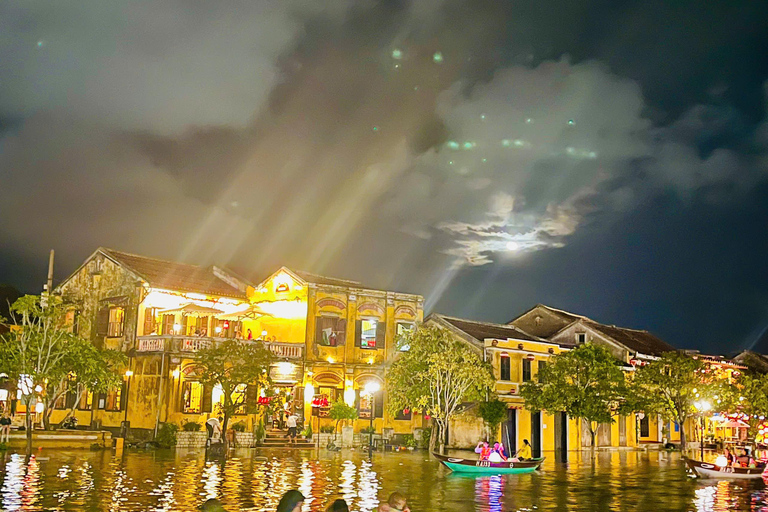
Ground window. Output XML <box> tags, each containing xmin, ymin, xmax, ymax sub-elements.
<box><xmin>537</xmin><ymin>360</ymin><xmax>547</xmax><ymax>382</ymax></box>
<box><xmin>500</xmin><ymin>355</ymin><xmax>511</xmax><ymax>381</ymax></box>
<box><xmin>395</xmin><ymin>407</ymin><xmax>412</xmax><ymax>421</ymax></box>
<box><xmin>522</xmin><ymin>359</ymin><xmax>532</xmax><ymax>382</ymax></box>
<box><xmin>143</xmin><ymin>307</ymin><xmax>157</xmax><ymax>335</ymax></box>
<box><xmin>357</xmin><ymin>388</ymin><xmax>383</xmax><ymax>419</ymax></box>
<box><xmin>161</xmin><ymin>314</ymin><xmax>176</xmax><ymax>335</ymax></box>
<box><xmin>315</xmin><ymin>316</ymin><xmax>347</xmax><ymax>346</ymax></box>
<box><xmin>183</xmin><ymin>381</ymin><xmax>203</xmax><ymax>413</ymax></box>
<box><xmin>356</xmin><ymin>318</ymin><xmax>385</xmax><ymax>349</ymax></box>
<box><xmin>78</xmin><ymin>389</ymin><xmax>93</xmax><ymax>410</ymax></box>
<box><xmin>396</xmin><ymin>322</ymin><xmax>414</xmax><ymax>351</ymax></box>
<box><xmin>104</xmin><ymin>385</ymin><xmax>123</xmax><ymax>411</ymax></box>
<box><xmin>640</xmin><ymin>415</ymin><xmax>650</xmax><ymax>437</ymax></box>
<box><xmin>107</xmin><ymin>307</ymin><xmax>125</xmax><ymax>337</ymax></box>
<box><xmin>576</xmin><ymin>333</ymin><xmax>587</xmax><ymax>344</ymax></box>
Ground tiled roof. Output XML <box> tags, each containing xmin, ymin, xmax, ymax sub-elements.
<box><xmin>290</xmin><ymin>269</ymin><xmax>364</xmax><ymax>288</ymax></box>
<box><xmin>435</xmin><ymin>314</ymin><xmax>554</xmax><ymax>344</ymax></box>
<box><xmin>583</xmin><ymin>321</ymin><xmax>675</xmax><ymax>356</ymax></box>
<box><xmin>100</xmin><ymin>248</ymin><xmax>246</xmax><ymax>299</ymax></box>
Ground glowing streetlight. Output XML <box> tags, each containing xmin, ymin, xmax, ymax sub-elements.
<box><xmin>172</xmin><ymin>368</ymin><xmax>181</xmax><ymax>379</ymax></box>
<box><xmin>363</xmin><ymin>380</ymin><xmax>381</xmax><ymax>458</ymax></box>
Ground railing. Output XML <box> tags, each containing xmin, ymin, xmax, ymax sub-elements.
<box><xmin>265</xmin><ymin>342</ymin><xmax>303</xmax><ymax>360</ymax></box>
<box><xmin>136</xmin><ymin>336</ymin><xmax>304</xmax><ymax>360</ymax></box>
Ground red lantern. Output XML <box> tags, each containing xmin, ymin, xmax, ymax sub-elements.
<box><xmin>403</xmin><ymin>408</ymin><xmax>410</xmax><ymax>415</ymax></box>
<box><xmin>223</xmin><ymin>321</ymin><xmax>230</xmax><ymax>329</ymax></box>
<box><xmin>424</xmin><ymin>414</ymin><xmax>431</xmax><ymax>420</ymax></box>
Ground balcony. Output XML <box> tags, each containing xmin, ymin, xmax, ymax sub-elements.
<box><xmin>136</xmin><ymin>336</ymin><xmax>303</xmax><ymax>360</ymax></box>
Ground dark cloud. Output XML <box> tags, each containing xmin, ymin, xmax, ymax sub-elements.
<box><xmin>1</xmin><ymin>0</ymin><xmax>767</xmax><ymax>352</ymax></box>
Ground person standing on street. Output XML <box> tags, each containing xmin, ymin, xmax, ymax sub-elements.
<box><xmin>0</xmin><ymin>412</ymin><xmax>11</xmax><ymax>443</ymax></box>
<box><xmin>286</xmin><ymin>411</ymin><xmax>299</xmax><ymax>445</ymax></box>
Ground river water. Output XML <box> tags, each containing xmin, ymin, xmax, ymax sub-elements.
<box><xmin>1</xmin><ymin>448</ymin><xmax>766</xmax><ymax>511</ymax></box>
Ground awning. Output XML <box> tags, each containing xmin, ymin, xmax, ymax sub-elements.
<box><xmin>719</xmin><ymin>419</ymin><xmax>750</xmax><ymax>429</ymax></box>
<box><xmin>217</xmin><ymin>304</ymin><xmax>273</xmax><ymax>320</ymax></box>
<box><xmin>159</xmin><ymin>303</ymin><xmax>224</xmax><ymax>316</ymax></box>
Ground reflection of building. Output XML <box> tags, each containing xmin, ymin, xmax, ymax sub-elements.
<box><xmin>52</xmin><ymin>248</ymin><xmax>423</xmax><ymax>438</ymax></box>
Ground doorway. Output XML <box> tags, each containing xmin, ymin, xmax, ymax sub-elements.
<box><xmin>619</xmin><ymin>416</ymin><xmax>627</xmax><ymax>446</ymax></box>
<box><xmin>554</xmin><ymin>411</ymin><xmax>568</xmax><ymax>461</ymax></box>
<box><xmin>504</xmin><ymin>408</ymin><xmax>517</xmax><ymax>456</ymax></box>
<box><xmin>531</xmin><ymin>411</ymin><xmax>542</xmax><ymax>458</ymax></box>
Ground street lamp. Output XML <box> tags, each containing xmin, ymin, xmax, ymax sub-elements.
<box><xmin>123</xmin><ymin>369</ymin><xmax>134</xmax><ymax>437</ymax></box>
<box><xmin>364</xmin><ymin>381</ymin><xmax>381</xmax><ymax>457</ymax></box>
<box><xmin>695</xmin><ymin>401</ymin><xmax>711</xmax><ymax>460</ymax></box>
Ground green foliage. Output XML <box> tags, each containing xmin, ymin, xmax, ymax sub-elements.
<box><xmin>181</xmin><ymin>419</ymin><xmax>201</xmax><ymax>432</ymax></box>
<box><xmin>360</xmin><ymin>426</ymin><xmax>376</xmax><ymax>434</ymax></box>
<box><xmin>157</xmin><ymin>423</ymin><xmax>179</xmax><ymax>448</ymax></box>
<box><xmin>386</xmin><ymin>325</ymin><xmax>494</xmax><ymax>450</ymax></box>
<box><xmin>419</xmin><ymin>427</ymin><xmax>431</xmax><ymax>449</ymax></box>
<box><xmin>403</xmin><ymin>434</ymin><xmax>416</xmax><ymax>448</ymax></box>
<box><xmin>231</xmin><ymin>421</ymin><xmax>247</xmax><ymax>432</ymax></box>
<box><xmin>631</xmin><ymin>351</ymin><xmax>706</xmax><ymax>448</ymax></box>
<box><xmin>477</xmin><ymin>399</ymin><xmax>508</xmax><ymax>439</ymax></box>
<box><xmin>328</xmin><ymin>400</ymin><xmax>358</xmax><ymax>432</ymax></box>
<box><xmin>0</xmin><ymin>442</ymin><xmax>8</xmax><ymax>451</ymax></box>
<box><xmin>254</xmin><ymin>419</ymin><xmax>267</xmax><ymax>443</ymax></box>
<box><xmin>300</xmin><ymin>422</ymin><xmax>312</xmax><ymax>440</ymax></box>
<box><xmin>521</xmin><ymin>343</ymin><xmax>628</xmax><ymax>445</ymax></box>
<box><xmin>194</xmin><ymin>338</ymin><xmax>275</xmax><ymax>435</ymax></box>
<box><xmin>320</xmin><ymin>425</ymin><xmax>335</xmax><ymax>434</ymax></box>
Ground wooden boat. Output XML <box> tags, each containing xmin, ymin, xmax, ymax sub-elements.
<box><xmin>433</xmin><ymin>452</ymin><xmax>544</xmax><ymax>474</ymax></box>
<box><xmin>685</xmin><ymin>457</ymin><xmax>767</xmax><ymax>480</ymax></box>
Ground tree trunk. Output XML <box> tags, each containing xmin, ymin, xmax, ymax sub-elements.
<box><xmin>429</xmin><ymin>422</ymin><xmax>438</xmax><ymax>454</ymax></box>
<box><xmin>589</xmin><ymin>421</ymin><xmax>596</xmax><ymax>449</ymax></box>
<box><xmin>680</xmin><ymin>420</ymin><xmax>687</xmax><ymax>450</ymax></box>
<box><xmin>25</xmin><ymin>403</ymin><xmax>32</xmax><ymax>456</ymax></box>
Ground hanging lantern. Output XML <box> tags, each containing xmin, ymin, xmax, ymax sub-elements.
<box><xmin>403</xmin><ymin>408</ymin><xmax>410</xmax><ymax>415</ymax></box>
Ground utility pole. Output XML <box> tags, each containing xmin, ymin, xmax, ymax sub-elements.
<box><xmin>42</xmin><ymin>249</ymin><xmax>54</xmax><ymax>307</ymax></box>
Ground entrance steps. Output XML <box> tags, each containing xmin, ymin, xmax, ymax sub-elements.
<box><xmin>259</xmin><ymin>428</ymin><xmax>315</xmax><ymax>449</ymax></box>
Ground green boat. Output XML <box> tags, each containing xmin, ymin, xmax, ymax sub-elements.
<box><xmin>433</xmin><ymin>452</ymin><xmax>544</xmax><ymax>474</ymax></box>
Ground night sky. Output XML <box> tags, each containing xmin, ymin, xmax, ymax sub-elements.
<box><xmin>1</xmin><ymin>1</ymin><xmax>767</xmax><ymax>354</ymax></box>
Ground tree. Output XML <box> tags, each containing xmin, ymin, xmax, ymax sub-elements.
<box><xmin>477</xmin><ymin>398</ymin><xmax>508</xmax><ymax>441</ymax></box>
<box><xmin>714</xmin><ymin>371</ymin><xmax>768</xmax><ymax>438</ymax></box>
<box><xmin>328</xmin><ymin>400</ymin><xmax>357</xmax><ymax>439</ymax></box>
<box><xmin>47</xmin><ymin>341</ymin><xmax>125</xmax><ymax>429</ymax></box>
<box><xmin>631</xmin><ymin>351</ymin><xmax>706</xmax><ymax>450</ymax></box>
<box><xmin>194</xmin><ymin>338</ymin><xmax>275</xmax><ymax>441</ymax></box>
<box><xmin>386</xmin><ymin>325</ymin><xmax>494</xmax><ymax>454</ymax></box>
<box><xmin>0</xmin><ymin>295</ymin><xmax>81</xmax><ymax>454</ymax></box>
<box><xmin>521</xmin><ymin>343</ymin><xmax>628</xmax><ymax>447</ymax></box>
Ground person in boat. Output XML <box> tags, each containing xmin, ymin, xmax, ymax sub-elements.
<box><xmin>723</xmin><ymin>447</ymin><xmax>735</xmax><ymax>467</ymax></box>
<box><xmin>376</xmin><ymin>492</ymin><xmax>409</xmax><ymax>512</ymax></box>
<box><xmin>492</xmin><ymin>442</ymin><xmax>508</xmax><ymax>461</ymax></box>
<box><xmin>326</xmin><ymin>499</ymin><xmax>349</xmax><ymax>512</ymax></box>
<box><xmin>516</xmin><ymin>439</ymin><xmax>532</xmax><ymax>460</ymax></box>
<box><xmin>736</xmin><ymin>448</ymin><xmax>751</xmax><ymax>467</ymax></box>
<box><xmin>474</xmin><ymin>441</ymin><xmax>492</xmax><ymax>461</ymax></box>
<box><xmin>277</xmin><ymin>490</ymin><xmax>305</xmax><ymax>512</ymax></box>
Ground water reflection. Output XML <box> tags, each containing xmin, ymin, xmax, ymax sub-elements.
<box><xmin>1</xmin><ymin>449</ymin><xmax>768</xmax><ymax>511</ymax></box>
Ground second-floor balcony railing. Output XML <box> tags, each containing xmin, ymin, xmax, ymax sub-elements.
<box><xmin>136</xmin><ymin>336</ymin><xmax>303</xmax><ymax>360</ymax></box>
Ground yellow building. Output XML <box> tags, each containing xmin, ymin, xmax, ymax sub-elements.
<box><xmin>426</xmin><ymin>314</ymin><xmax>639</xmax><ymax>456</ymax></box>
<box><xmin>50</xmin><ymin>248</ymin><xmax>423</xmax><ymax>440</ymax></box>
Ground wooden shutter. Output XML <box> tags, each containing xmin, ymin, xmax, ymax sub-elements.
<box><xmin>376</xmin><ymin>321</ymin><xmax>386</xmax><ymax>350</ymax></box>
<box><xmin>202</xmin><ymin>384</ymin><xmax>213</xmax><ymax>413</ymax></box>
<box><xmin>315</xmin><ymin>318</ymin><xmax>326</xmax><ymax>345</ymax></box>
<box><xmin>97</xmin><ymin>392</ymin><xmax>107</xmax><ymax>410</ymax></box>
<box><xmin>335</xmin><ymin>317</ymin><xmax>346</xmax><ymax>346</ymax></box>
<box><xmin>143</xmin><ymin>308</ymin><xmax>156</xmax><ymax>335</ymax></box>
<box><xmin>65</xmin><ymin>388</ymin><xmax>77</xmax><ymax>409</ymax></box>
<box><xmin>95</xmin><ymin>306</ymin><xmax>110</xmax><ymax>338</ymax></box>
<box><xmin>181</xmin><ymin>315</ymin><xmax>188</xmax><ymax>336</ymax></box>
<box><xmin>355</xmin><ymin>319</ymin><xmax>362</xmax><ymax>347</ymax></box>
<box><xmin>374</xmin><ymin>392</ymin><xmax>384</xmax><ymax>418</ymax></box>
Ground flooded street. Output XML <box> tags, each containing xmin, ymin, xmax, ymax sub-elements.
<box><xmin>1</xmin><ymin>448</ymin><xmax>766</xmax><ymax>511</ymax></box>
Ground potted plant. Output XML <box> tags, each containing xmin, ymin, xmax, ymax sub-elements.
<box><xmin>176</xmin><ymin>420</ymin><xmax>206</xmax><ymax>448</ymax></box>
<box><xmin>231</xmin><ymin>421</ymin><xmax>253</xmax><ymax>447</ymax></box>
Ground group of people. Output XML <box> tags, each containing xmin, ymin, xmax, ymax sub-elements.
<box><xmin>199</xmin><ymin>490</ymin><xmax>410</xmax><ymax>512</ymax></box>
<box><xmin>723</xmin><ymin>447</ymin><xmax>761</xmax><ymax>468</ymax></box>
<box><xmin>474</xmin><ymin>439</ymin><xmax>532</xmax><ymax>462</ymax></box>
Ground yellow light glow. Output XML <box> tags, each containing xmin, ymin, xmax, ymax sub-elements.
<box><xmin>715</xmin><ymin>456</ymin><xmax>728</xmax><ymax>467</ymax></box>
<box><xmin>327</xmin><ymin>356</ymin><xmax>335</xmax><ymax>364</ymax></box>
<box><xmin>34</xmin><ymin>385</ymin><xmax>43</xmax><ymax>393</ymax></box>
<box><xmin>172</xmin><ymin>368</ymin><xmax>181</xmax><ymax>379</ymax></box>
<box><xmin>125</xmin><ymin>370</ymin><xmax>134</xmax><ymax>377</ymax></box>
<box><xmin>345</xmin><ymin>380</ymin><xmax>353</xmax><ymax>388</ymax></box>
<box><xmin>142</xmin><ymin>289</ymin><xmax>249</xmax><ymax>315</ymax></box>
<box><xmin>304</xmin><ymin>383</ymin><xmax>315</xmax><ymax>403</ymax></box>
<box><xmin>212</xmin><ymin>384</ymin><xmax>224</xmax><ymax>405</ymax></box>
<box><xmin>364</xmin><ymin>381</ymin><xmax>380</xmax><ymax>395</ymax></box>
<box><xmin>173</xmin><ymin>323</ymin><xmax>182</xmax><ymax>332</ymax></box>
<box><xmin>276</xmin><ymin>362</ymin><xmax>295</xmax><ymax>375</ymax></box>
<box><xmin>344</xmin><ymin>387</ymin><xmax>356</xmax><ymax>406</ymax></box>
<box><xmin>35</xmin><ymin>402</ymin><xmax>44</xmax><ymax>413</ymax></box>
<box><xmin>367</xmin><ymin>357</ymin><xmax>375</xmax><ymax>365</ymax></box>
<box><xmin>254</xmin><ymin>300</ymin><xmax>307</xmax><ymax>319</ymax></box>
<box><xmin>215</xmin><ymin>326</ymin><xmax>223</xmax><ymax>334</ymax></box>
